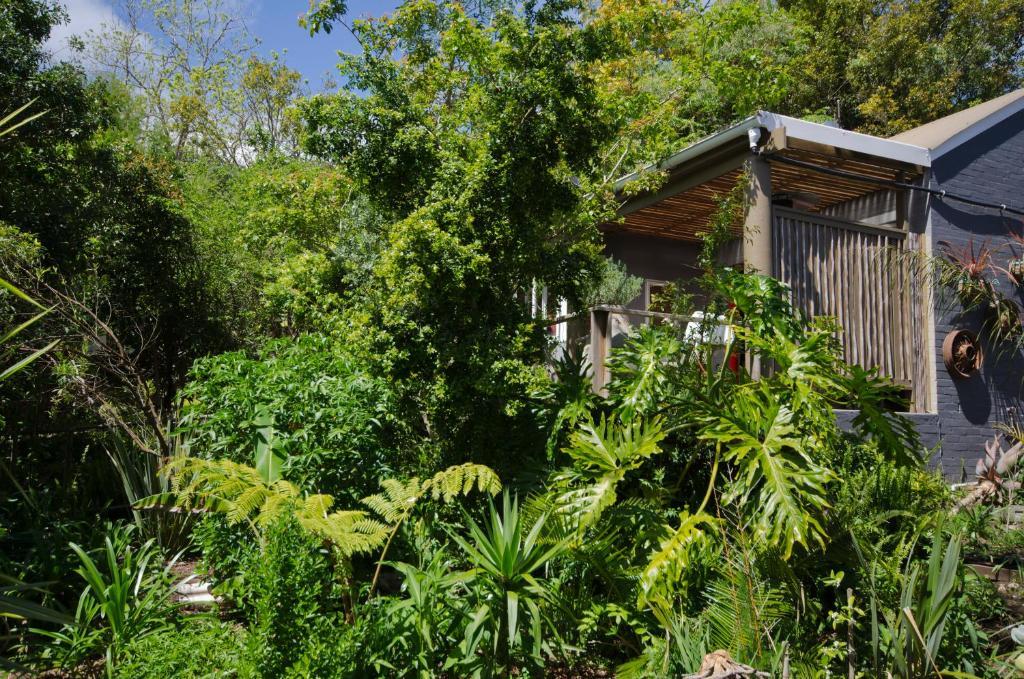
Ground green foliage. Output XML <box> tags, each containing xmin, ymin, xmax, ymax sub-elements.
<box><xmin>381</xmin><ymin>554</ymin><xmax>473</xmax><ymax>678</ymax></box>
<box><xmin>301</xmin><ymin>0</ymin><xmax>615</xmax><ymax>464</ymax></box>
<box><xmin>0</xmin><ymin>273</ymin><xmax>56</xmax><ymax>391</ymax></box>
<box><xmin>36</xmin><ymin>524</ymin><xmax>179</xmax><ymax>671</ymax></box>
<box><xmin>874</xmin><ymin>531</ymin><xmax>983</xmax><ymax>677</ymax></box>
<box><xmin>84</xmin><ymin>0</ymin><xmax>304</xmax><ymax>163</ymax></box>
<box><xmin>161</xmin><ymin>455</ymin><xmax>501</xmax><ymax>626</ymax></box>
<box><xmin>703</xmin><ymin>554</ymin><xmax>792</xmax><ymax>666</ymax></box>
<box><xmin>532</xmin><ymin>348</ymin><xmax>597</xmax><ymax>459</ymax></box>
<box><xmin>178</xmin><ymin>159</ymin><xmax>375</xmax><ymax>341</ymax></box>
<box><xmin>449</xmin><ymin>493</ymin><xmax>568</xmax><ymax>677</ymax></box>
<box><xmin>6</xmin><ymin>1</ymin><xmax>1024</xmax><ymax>675</ymax></box>
<box><xmin>785</xmin><ymin>0</ymin><xmax>1024</xmax><ymax>134</ymax></box>
<box><xmin>158</xmin><ymin>456</ymin><xmax>389</xmax><ymax>558</ymax></box>
<box><xmin>362</xmin><ymin>462</ymin><xmax>502</xmax><ymax>598</ymax></box>
<box><xmin>552</xmin><ymin>415</ymin><xmax>666</xmax><ymax>533</ymax></box>
<box><xmin>193</xmin><ymin>514</ymin><xmax>258</xmax><ymax>610</ymax></box>
<box><xmin>606</xmin><ymin>327</ymin><xmax>682</xmax><ymax>421</ymax></box>
<box><xmin>699</xmin><ymin>380</ymin><xmax>834</xmax><ymax>559</ymax></box>
<box><xmin>593</xmin><ymin>0</ymin><xmax>1024</xmax><ymax>169</ymax></box>
<box><xmin>113</xmin><ymin>617</ymin><xmax>252</xmax><ymax>679</ymax></box>
<box><xmin>180</xmin><ymin>335</ymin><xmax>406</xmax><ymax>503</ymax></box>
<box><xmin>247</xmin><ymin>514</ymin><xmax>342</xmax><ymax>678</ymax></box>
<box><xmin>639</xmin><ymin>511</ymin><xmax>716</xmax><ymax>607</ymax></box>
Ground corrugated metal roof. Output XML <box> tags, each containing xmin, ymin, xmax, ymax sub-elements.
<box><xmin>889</xmin><ymin>89</ymin><xmax>1024</xmax><ymax>157</ymax></box>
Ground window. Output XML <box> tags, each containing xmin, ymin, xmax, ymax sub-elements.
<box><xmin>645</xmin><ymin>280</ymin><xmax>669</xmax><ymax>313</ymax></box>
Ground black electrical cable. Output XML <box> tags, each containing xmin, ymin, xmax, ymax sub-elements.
<box><xmin>764</xmin><ymin>152</ymin><xmax>1024</xmax><ymax>218</ymax></box>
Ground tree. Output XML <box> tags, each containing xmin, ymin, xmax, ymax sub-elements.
<box><xmin>587</xmin><ymin>0</ymin><xmax>810</xmax><ymax>175</ymax></box>
<box><xmin>301</xmin><ymin>0</ymin><xmax>616</xmax><ymax>467</ymax></box>
<box><xmin>177</xmin><ymin>156</ymin><xmax>376</xmax><ymax>343</ymax></box>
<box><xmin>0</xmin><ymin>1</ymin><xmax>230</xmax><ymax>569</ymax></box>
<box><xmin>781</xmin><ymin>0</ymin><xmax>1024</xmax><ymax>134</ymax></box>
<box><xmin>84</xmin><ymin>0</ymin><xmax>306</xmax><ymax>162</ymax></box>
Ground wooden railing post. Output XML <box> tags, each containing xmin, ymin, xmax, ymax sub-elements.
<box><xmin>589</xmin><ymin>308</ymin><xmax>611</xmax><ymax>395</ymax></box>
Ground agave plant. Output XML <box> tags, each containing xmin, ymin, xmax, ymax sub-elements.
<box><xmin>448</xmin><ymin>493</ymin><xmax>567</xmax><ymax>678</ymax></box>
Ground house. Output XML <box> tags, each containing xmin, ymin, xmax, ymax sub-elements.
<box><xmin>580</xmin><ymin>91</ymin><xmax>1024</xmax><ymax>477</ymax></box>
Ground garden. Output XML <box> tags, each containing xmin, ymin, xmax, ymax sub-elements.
<box><xmin>4</xmin><ymin>0</ymin><xmax>1024</xmax><ymax>677</ymax></box>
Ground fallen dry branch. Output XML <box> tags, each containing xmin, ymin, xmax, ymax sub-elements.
<box><xmin>682</xmin><ymin>650</ymin><xmax>771</xmax><ymax>679</ymax></box>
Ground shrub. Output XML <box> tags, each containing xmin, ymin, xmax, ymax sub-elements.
<box><xmin>247</xmin><ymin>514</ymin><xmax>342</xmax><ymax>677</ymax></box>
<box><xmin>193</xmin><ymin>515</ymin><xmax>259</xmax><ymax>615</ymax></box>
<box><xmin>114</xmin><ymin>617</ymin><xmax>252</xmax><ymax>678</ymax></box>
<box><xmin>180</xmin><ymin>334</ymin><xmax>411</xmax><ymax>504</ymax></box>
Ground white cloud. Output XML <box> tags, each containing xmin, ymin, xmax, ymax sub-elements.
<box><xmin>46</xmin><ymin>0</ymin><xmax>124</xmax><ymax>59</ymax></box>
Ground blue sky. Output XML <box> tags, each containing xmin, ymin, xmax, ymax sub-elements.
<box><xmin>50</xmin><ymin>0</ymin><xmax>403</xmax><ymax>90</ymax></box>
<box><xmin>251</xmin><ymin>1</ymin><xmax>402</xmax><ymax>89</ymax></box>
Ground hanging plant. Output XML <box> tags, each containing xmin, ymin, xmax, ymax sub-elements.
<box><xmin>938</xmin><ymin>239</ymin><xmax>997</xmax><ymax>307</ymax></box>
<box><xmin>936</xmin><ymin>239</ymin><xmax>1024</xmax><ymax>352</ymax></box>
<box><xmin>1007</xmin><ymin>258</ymin><xmax>1024</xmax><ymax>285</ymax></box>
<box><xmin>1004</xmin><ymin>230</ymin><xmax>1024</xmax><ymax>285</ymax></box>
<box><xmin>987</xmin><ymin>293</ymin><xmax>1024</xmax><ymax>345</ymax></box>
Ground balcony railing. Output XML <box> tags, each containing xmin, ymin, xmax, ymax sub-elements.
<box><xmin>546</xmin><ymin>305</ymin><xmax>732</xmax><ymax>393</ymax></box>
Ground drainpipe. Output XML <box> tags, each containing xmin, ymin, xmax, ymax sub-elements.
<box><xmin>743</xmin><ymin>127</ymin><xmax>773</xmax><ymax>276</ymax></box>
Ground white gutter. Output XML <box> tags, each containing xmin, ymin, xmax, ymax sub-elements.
<box><xmin>758</xmin><ymin>111</ymin><xmax>931</xmax><ymax>168</ymax></box>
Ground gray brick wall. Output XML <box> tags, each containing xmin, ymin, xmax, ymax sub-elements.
<box><xmin>835</xmin><ymin>410</ymin><xmax>943</xmax><ymax>469</ymax></box>
<box><xmin>928</xmin><ymin>109</ymin><xmax>1024</xmax><ymax>479</ymax></box>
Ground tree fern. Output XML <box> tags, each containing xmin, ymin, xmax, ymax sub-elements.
<box><xmin>145</xmin><ymin>457</ymin><xmax>388</xmax><ymax>557</ymax></box>
<box><xmin>363</xmin><ymin>463</ymin><xmax>501</xmax><ymax>598</ymax></box>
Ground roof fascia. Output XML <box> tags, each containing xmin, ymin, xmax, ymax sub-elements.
<box><xmin>613</xmin><ymin>116</ymin><xmax>759</xmax><ymax>193</ymax></box>
<box><xmin>929</xmin><ymin>96</ymin><xmax>1024</xmax><ymax>160</ymax></box>
<box><xmin>612</xmin><ymin>111</ymin><xmax>932</xmax><ymax>199</ymax></box>
<box><xmin>758</xmin><ymin>112</ymin><xmax>931</xmax><ymax>167</ymax></box>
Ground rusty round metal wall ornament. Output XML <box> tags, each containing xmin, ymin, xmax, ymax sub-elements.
<box><xmin>943</xmin><ymin>329</ymin><xmax>983</xmax><ymax>378</ymax></box>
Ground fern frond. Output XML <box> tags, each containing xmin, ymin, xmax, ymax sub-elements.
<box><xmin>362</xmin><ymin>477</ymin><xmax>422</xmax><ymax>524</ymax></box>
<box><xmin>302</xmin><ymin>494</ymin><xmax>335</xmax><ymax>517</ymax></box>
<box><xmin>423</xmin><ymin>463</ymin><xmax>501</xmax><ymax>501</ymax></box>
<box><xmin>298</xmin><ymin>509</ymin><xmax>389</xmax><ymax>557</ymax></box>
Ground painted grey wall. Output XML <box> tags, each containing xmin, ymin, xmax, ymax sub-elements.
<box><xmin>602</xmin><ymin>232</ymin><xmax>703</xmax><ymax>310</ymax></box>
<box><xmin>928</xmin><ymin>109</ymin><xmax>1024</xmax><ymax>479</ymax></box>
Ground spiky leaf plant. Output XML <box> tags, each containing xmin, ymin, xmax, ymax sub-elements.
<box><xmin>448</xmin><ymin>493</ymin><xmax>567</xmax><ymax>678</ymax></box>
